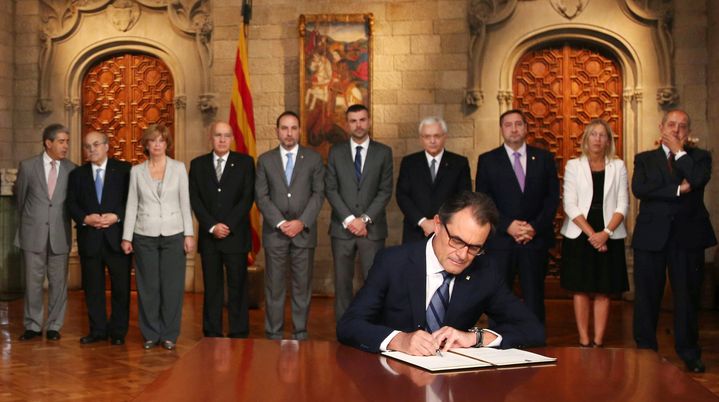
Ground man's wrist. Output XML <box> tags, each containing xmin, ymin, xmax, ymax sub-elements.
<box><xmin>468</xmin><ymin>327</ymin><xmax>484</xmax><ymax>348</ymax></box>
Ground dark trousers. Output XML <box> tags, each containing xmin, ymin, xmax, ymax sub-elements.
<box><xmin>80</xmin><ymin>241</ymin><xmax>131</xmax><ymax>338</ymax></box>
<box><xmin>200</xmin><ymin>251</ymin><xmax>249</xmax><ymax>338</ymax></box>
<box><xmin>133</xmin><ymin>233</ymin><xmax>186</xmax><ymax>343</ymax></box>
<box><xmin>633</xmin><ymin>242</ymin><xmax>704</xmax><ymax>362</ymax></box>
<box><xmin>490</xmin><ymin>248</ymin><xmax>548</xmax><ymax>323</ymax></box>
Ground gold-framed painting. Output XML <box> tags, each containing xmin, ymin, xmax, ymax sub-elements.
<box><xmin>299</xmin><ymin>13</ymin><xmax>373</xmax><ymax>159</ymax></box>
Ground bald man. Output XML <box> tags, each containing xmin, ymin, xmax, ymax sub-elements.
<box><xmin>67</xmin><ymin>131</ymin><xmax>131</xmax><ymax>345</ymax></box>
<box><xmin>189</xmin><ymin>122</ymin><xmax>256</xmax><ymax>338</ymax></box>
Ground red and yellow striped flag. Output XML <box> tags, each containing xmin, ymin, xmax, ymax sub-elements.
<box><xmin>229</xmin><ymin>20</ymin><xmax>261</xmax><ymax>265</ymax></box>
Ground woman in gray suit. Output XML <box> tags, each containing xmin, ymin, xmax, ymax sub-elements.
<box><xmin>121</xmin><ymin>124</ymin><xmax>195</xmax><ymax>350</ymax></box>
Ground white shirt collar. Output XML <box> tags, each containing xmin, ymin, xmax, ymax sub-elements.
<box><xmin>425</xmin><ymin>234</ymin><xmax>446</xmax><ymax>276</ymax></box>
<box><xmin>425</xmin><ymin>149</ymin><xmax>444</xmax><ymax>166</ymax></box>
<box><xmin>350</xmin><ymin>137</ymin><xmax>370</xmax><ymax>150</ymax></box>
<box><xmin>661</xmin><ymin>143</ymin><xmax>671</xmax><ymax>157</ymax></box>
<box><xmin>503</xmin><ymin>142</ymin><xmax>527</xmax><ymax>158</ymax></box>
<box><xmin>92</xmin><ymin>158</ymin><xmax>108</xmax><ymax>173</ymax></box>
<box><xmin>43</xmin><ymin>151</ymin><xmax>56</xmax><ymax>165</ymax></box>
<box><xmin>280</xmin><ymin>145</ymin><xmax>299</xmax><ymax>158</ymax></box>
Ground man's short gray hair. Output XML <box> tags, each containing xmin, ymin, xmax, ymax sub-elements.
<box><xmin>418</xmin><ymin>116</ymin><xmax>448</xmax><ymax>135</ymax></box>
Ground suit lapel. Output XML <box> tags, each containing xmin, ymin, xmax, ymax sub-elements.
<box><xmin>291</xmin><ymin>147</ymin><xmax>306</xmax><ymax>186</ymax></box>
<box><xmin>408</xmin><ymin>242</ymin><xmax>428</xmax><ymax>327</ymax></box>
<box><xmin>33</xmin><ymin>155</ymin><xmax>49</xmax><ymax>200</ymax></box>
<box><xmin>342</xmin><ymin>141</ymin><xmax>359</xmax><ymax>185</ymax></box>
<box><xmin>358</xmin><ymin>140</ymin><xmax>375</xmax><ymax>187</ymax></box>
<box><xmin>271</xmin><ymin>148</ymin><xmax>289</xmax><ymax>188</ymax></box>
<box><xmin>602</xmin><ymin>158</ymin><xmax>614</xmax><ymax>201</ymax></box>
<box><xmin>85</xmin><ymin>163</ymin><xmax>101</xmax><ymax>207</ymax></box>
<box><xmin>433</xmin><ymin>153</ymin><xmax>452</xmax><ymax>187</ymax></box>
<box><xmin>208</xmin><ymin>153</ymin><xmax>220</xmax><ymax>185</ymax></box>
<box><xmin>444</xmin><ymin>264</ymin><xmax>476</xmax><ymax>324</ymax></box>
<box><xmin>139</xmin><ymin>161</ymin><xmax>161</xmax><ymax>202</ymax></box>
<box><xmin>497</xmin><ymin>147</ymin><xmax>523</xmax><ymax>194</ymax></box>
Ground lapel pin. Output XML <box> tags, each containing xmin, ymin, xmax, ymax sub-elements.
<box><xmin>465</xmin><ymin>275</ymin><xmax>471</xmax><ymax>280</ymax></box>
<box><xmin>231</xmin><ymin>163</ymin><xmax>234</xmax><ymax>167</ymax></box>
<box><xmin>531</xmin><ymin>156</ymin><xmax>536</xmax><ymax>161</ymax></box>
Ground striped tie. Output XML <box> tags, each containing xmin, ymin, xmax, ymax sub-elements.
<box><xmin>426</xmin><ymin>271</ymin><xmax>453</xmax><ymax>333</ymax></box>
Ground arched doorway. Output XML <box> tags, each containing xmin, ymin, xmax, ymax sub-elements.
<box><xmin>512</xmin><ymin>41</ymin><xmax>623</xmax><ymax>283</ymax></box>
<box><xmin>82</xmin><ymin>53</ymin><xmax>175</xmax><ymax>163</ymax></box>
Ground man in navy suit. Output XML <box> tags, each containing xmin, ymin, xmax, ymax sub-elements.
<box><xmin>475</xmin><ymin>109</ymin><xmax>559</xmax><ymax>323</ymax></box>
<box><xmin>67</xmin><ymin>131</ymin><xmax>131</xmax><ymax>345</ymax></box>
<box><xmin>189</xmin><ymin>121</ymin><xmax>255</xmax><ymax>338</ymax></box>
<box><xmin>337</xmin><ymin>191</ymin><xmax>544</xmax><ymax>355</ymax></box>
<box><xmin>396</xmin><ymin>116</ymin><xmax>472</xmax><ymax>244</ymax></box>
<box><xmin>632</xmin><ymin>109</ymin><xmax>716</xmax><ymax>373</ymax></box>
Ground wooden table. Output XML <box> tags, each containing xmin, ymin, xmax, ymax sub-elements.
<box><xmin>134</xmin><ymin>339</ymin><xmax>718</xmax><ymax>401</ymax></box>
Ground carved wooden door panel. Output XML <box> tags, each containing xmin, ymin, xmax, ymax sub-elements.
<box><xmin>82</xmin><ymin>53</ymin><xmax>175</xmax><ymax>163</ymax></box>
<box><xmin>512</xmin><ymin>42</ymin><xmax>623</xmax><ymax>278</ymax></box>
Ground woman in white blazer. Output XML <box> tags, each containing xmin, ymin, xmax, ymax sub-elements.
<box><xmin>560</xmin><ymin>119</ymin><xmax>628</xmax><ymax>348</ymax></box>
<box><xmin>121</xmin><ymin>124</ymin><xmax>195</xmax><ymax>350</ymax></box>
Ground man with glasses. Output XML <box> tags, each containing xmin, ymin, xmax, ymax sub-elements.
<box><xmin>337</xmin><ymin>191</ymin><xmax>544</xmax><ymax>355</ymax></box>
<box><xmin>67</xmin><ymin>131</ymin><xmax>131</xmax><ymax>345</ymax></box>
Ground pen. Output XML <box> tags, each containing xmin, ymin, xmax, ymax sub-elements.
<box><xmin>435</xmin><ymin>349</ymin><xmax>443</xmax><ymax>357</ymax></box>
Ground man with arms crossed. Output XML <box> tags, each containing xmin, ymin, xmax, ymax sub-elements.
<box><xmin>68</xmin><ymin>131</ymin><xmax>131</xmax><ymax>345</ymax></box>
<box><xmin>632</xmin><ymin>109</ymin><xmax>716</xmax><ymax>373</ymax></box>
<box><xmin>189</xmin><ymin>121</ymin><xmax>255</xmax><ymax>338</ymax></box>
<box><xmin>337</xmin><ymin>192</ymin><xmax>544</xmax><ymax>354</ymax></box>
<box><xmin>256</xmin><ymin>111</ymin><xmax>325</xmax><ymax>340</ymax></box>
<box><xmin>16</xmin><ymin>124</ymin><xmax>77</xmax><ymax>341</ymax></box>
<box><xmin>396</xmin><ymin>116</ymin><xmax>471</xmax><ymax>243</ymax></box>
<box><xmin>326</xmin><ymin>104</ymin><xmax>393</xmax><ymax>321</ymax></box>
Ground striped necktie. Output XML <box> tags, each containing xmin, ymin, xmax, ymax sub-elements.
<box><xmin>426</xmin><ymin>271</ymin><xmax>453</xmax><ymax>333</ymax></box>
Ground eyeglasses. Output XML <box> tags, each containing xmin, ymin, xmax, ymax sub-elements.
<box><xmin>442</xmin><ymin>223</ymin><xmax>485</xmax><ymax>256</ymax></box>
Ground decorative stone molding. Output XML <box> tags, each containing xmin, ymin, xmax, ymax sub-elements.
<box><xmin>63</xmin><ymin>97</ymin><xmax>80</xmax><ymax>112</ymax></box>
<box><xmin>466</xmin><ymin>0</ymin><xmax>518</xmax><ymax>107</ymax></box>
<box><xmin>623</xmin><ymin>0</ymin><xmax>677</xmax><ymax>108</ymax></box>
<box><xmin>174</xmin><ymin>95</ymin><xmax>188</xmax><ymax>110</ymax></box>
<box><xmin>38</xmin><ymin>0</ymin><xmax>214</xmax><ymax>116</ymax></box>
<box><xmin>497</xmin><ymin>90</ymin><xmax>514</xmax><ymax>110</ymax></box>
<box><xmin>107</xmin><ymin>0</ymin><xmax>141</xmax><ymax>32</ymax></box>
<box><xmin>198</xmin><ymin>93</ymin><xmax>218</xmax><ymax>116</ymax></box>
<box><xmin>0</xmin><ymin>169</ymin><xmax>18</xmax><ymax>196</ymax></box>
<box><xmin>548</xmin><ymin>0</ymin><xmax>589</xmax><ymax>20</ymax></box>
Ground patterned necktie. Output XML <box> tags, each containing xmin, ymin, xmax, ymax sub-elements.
<box><xmin>513</xmin><ymin>151</ymin><xmax>525</xmax><ymax>192</ymax></box>
<box><xmin>95</xmin><ymin>168</ymin><xmax>104</xmax><ymax>204</ymax></box>
<box><xmin>285</xmin><ymin>153</ymin><xmax>294</xmax><ymax>185</ymax></box>
<box><xmin>48</xmin><ymin>160</ymin><xmax>57</xmax><ymax>199</ymax></box>
<box><xmin>216</xmin><ymin>157</ymin><xmax>224</xmax><ymax>181</ymax></box>
<box><xmin>430</xmin><ymin>158</ymin><xmax>437</xmax><ymax>182</ymax></box>
<box><xmin>354</xmin><ymin>145</ymin><xmax>363</xmax><ymax>182</ymax></box>
<box><xmin>426</xmin><ymin>271</ymin><xmax>453</xmax><ymax>333</ymax></box>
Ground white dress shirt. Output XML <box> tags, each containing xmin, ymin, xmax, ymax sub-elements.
<box><xmin>43</xmin><ymin>152</ymin><xmax>61</xmax><ymax>182</ymax></box>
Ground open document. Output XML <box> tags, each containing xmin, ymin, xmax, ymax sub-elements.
<box><xmin>382</xmin><ymin>348</ymin><xmax>556</xmax><ymax>372</ymax></box>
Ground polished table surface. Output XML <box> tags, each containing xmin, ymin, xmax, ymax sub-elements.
<box><xmin>134</xmin><ymin>339</ymin><xmax>718</xmax><ymax>402</ymax></box>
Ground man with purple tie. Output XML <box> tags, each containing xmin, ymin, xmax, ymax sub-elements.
<box><xmin>475</xmin><ymin>109</ymin><xmax>559</xmax><ymax>323</ymax></box>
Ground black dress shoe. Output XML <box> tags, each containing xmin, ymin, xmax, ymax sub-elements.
<box><xmin>685</xmin><ymin>358</ymin><xmax>706</xmax><ymax>373</ymax></box>
<box><xmin>110</xmin><ymin>337</ymin><xmax>125</xmax><ymax>345</ymax></box>
<box><xmin>80</xmin><ymin>334</ymin><xmax>107</xmax><ymax>344</ymax></box>
<box><xmin>46</xmin><ymin>330</ymin><xmax>61</xmax><ymax>341</ymax></box>
<box><xmin>19</xmin><ymin>330</ymin><xmax>42</xmax><ymax>341</ymax></box>
<box><xmin>143</xmin><ymin>340</ymin><xmax>157</xmax><ymax>350</ymax></box>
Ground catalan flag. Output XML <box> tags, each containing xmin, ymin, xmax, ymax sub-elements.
<box><xmin>229</xmin><ymin>16</ymin><xmax>261</xmax><ymax>265</ymax></box>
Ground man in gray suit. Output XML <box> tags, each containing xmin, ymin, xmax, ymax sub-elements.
<box><xmin>326</xmin><ymin>104</ymin><xmax>393</xmax><ymax>321</ymax></box>
<box><xmin>255</xmin><ymin>111</ymin><xmax>325</xmax><ymax>340</ymax></box>
<box><xmin>15</xmin><ymin>124</ymin><xmax>77</xmax><ymax>341</ymax></box>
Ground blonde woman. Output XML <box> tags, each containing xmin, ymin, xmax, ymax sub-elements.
<box><xmin>560</xmin><ymin>119</ymin><xmax>628</xmax><ymax>347</ymax></box>
<box><xmin>122</xmin><ymin>124</ymin><xmax>194</xmax><ymax>350</ymax></box>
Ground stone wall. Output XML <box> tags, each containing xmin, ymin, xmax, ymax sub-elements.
<box><xmin>0</xmin><ymin>0</ymin><xmax>14</xmax><ymax>168</ymax></box>
<box><xmin>211</xmin><ymin>0</ymin><xmax>475</xmax><ymax>294</ymax></box>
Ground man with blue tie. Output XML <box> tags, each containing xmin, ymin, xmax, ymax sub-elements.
<box><xmin>475</xmin><ymin>109</ymin><xmax>559</xmax><ymax>323</ymax></box>
<box><xmin>67</xmin><ymin>131</ymin><xmax>131</xmax><ymax>345</ymax></box>
<box><xmin>255</xmin><ymin>111</ymin><xmax>325</xmax><ymax>340</ymax></box>
<box><xmin>337</xmin><ymin>191</ymin><xmax>544</xmax><ymax>354</ymax></box>
<box><xmin>326</xmin><ymin>104</ymin><xmax>393</xmax><ymax>322</ymax></box>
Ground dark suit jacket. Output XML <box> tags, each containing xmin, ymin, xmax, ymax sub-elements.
<box><xmin>631</xmin><ymin>146</ymin><xmax>716</xmax><ymax>251</ymax></box>
<box><xmin>325</xmin><ymin>139</ymin><xmax>393</xmax><ymax>241</ymax></box>
<box><xmin>255</xmin><ymin>146</ymin><xmax>325</xmax><ymax>248</ymax></box>
<box><xmin>67</xmin><ymin>158</ymin><xmax>130</xmax><ymax>256</ymax></box>
<box><xmin>189</xmin><ymin>151</ymin><xmax>255</xmax><ymax>254</ymax></box>
<box><xmin>14</xmin><ymin>153</ymin><xmax>77</xmax><ymax>254</ymax></box>
<box><xmin>396</xmin><ymin>150</ymin><xmax>472</xmax><ymax>243</ymax></box>
<box><xmin>475</xmin><ymin>145</ymin><xmax>559</xmax><ymax>250</ymax></box>
<box><xmin>336</xmin><ymin>240</ymin><xmax>545</xmax><ymax>353</ymax></box>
